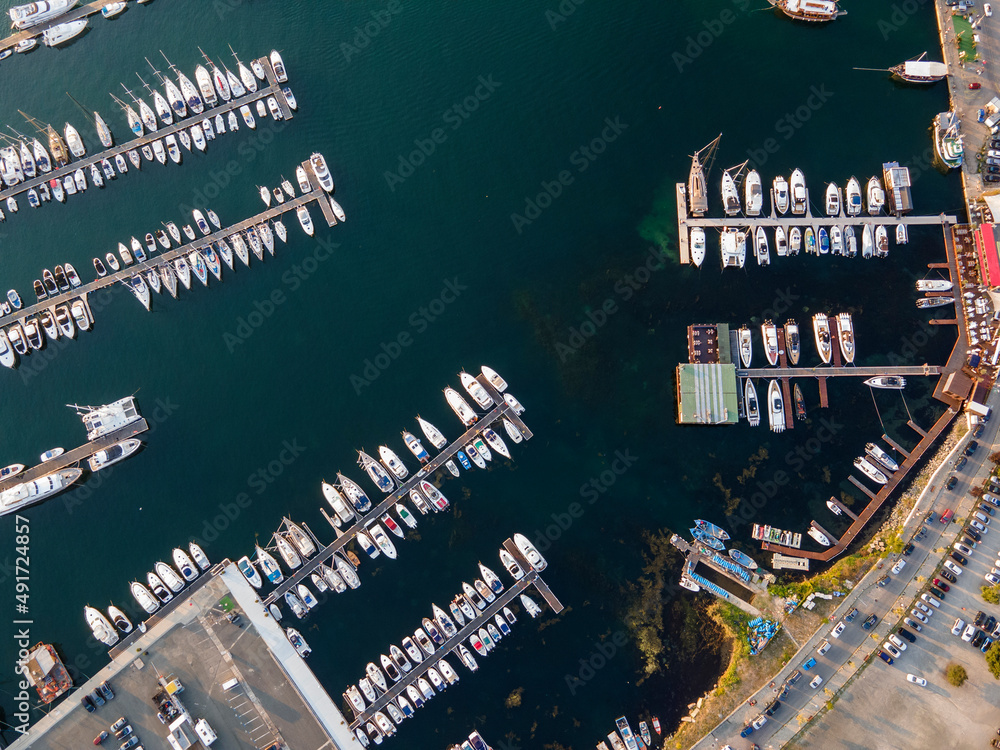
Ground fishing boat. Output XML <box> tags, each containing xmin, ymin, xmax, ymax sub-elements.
<box><xmin>783</xmin><ymin>320</ymin><xmax>800</xmax><ymax>365</ymax></box>
<box><xmin>761</xmin><ymin>320</ymin><xmax>778</xmax><ymax>366</ymax></box>
<box><xmin>773</xmin><ymin>174</ymin><xmax>789</xmax><ymax>214</ymax></box>
<box><xmin>767</xmin><ymin>0</ymin><xmax>846</xmax><ymax>22</ymax></box>
<box><xmin>804</xmin><ymin>226</ymin><xmax>816</xmax><ymax>254</ymax></box>
<box><xmin>934</xmin><ymin>110</ymin><xmax>964</xmax><ymax>169</ymax></box>
<box><xmin>825</xmin><ymin>182</ymin><xmax>840</xmax><ymax>216</ymax></box>
<box><xmin>738</xmin><ymin>326</ymin><xmax>752</xmax><ymax>368</ymax></box>
<box><xmin>690</xmin><ymin>227</ymin><xmax>706</xmax><ymax>267</ymax></box>
<box><xmin>916</xmin><ymin>279</ymin><xmax>952</xmax><ymax>292</ymax></box>
<box><xmin>745</xmin><ymin>169</ymin><xmax>763</xmax><ymax>216</ymax></box>
<box><xmin>808</xmin><ymin>526</ymin><xmax>832</xmax><ymax>546</ymax></box>
<box><xmin>729</xmin><ymin>549</ymin><xmax>757</xmax><ymax>569</ymax></box>
<box><xmin>793</xmin><ymin>383</ymin><xmax>806</xmax><ymax>421</ymax></box>
<box><xmin>790</xmin><ymin>168</ymin><xmax>807</xmax><ymax>214</ymax></box>
<box><xmin>755</xmin><ymin>225</ymin><xmax>770</xmax><ymax>265</ymax></box>
<box><xmin>890</xmin><ymin>53</ymin><xmax>947</xmax><ymax>84</ymax></box>
<box><xmin>745</xmin><ymin>378</ymin><xmax>760</xmax><ymax>427</ymax></box>
<box><xmin>827</xmin><ymin>498</ymin><xmax>843</xmax><ymax>516</ymax></box>
<box><xmin>721</xmin><ymin>169</ymin><xmax>741</xmax><ymax>216</ymax></box>
<box><xmin>767</xmin><ymin>380</ymin><xmax>785</xmax><ymax>433</ymax></box>
<box><xmin>789</xmin><ymin>226</ymin><xmax>801</xmax><ymax>255</ymax></box>
<box><xmin>866</xmin><ymin>442</ymin><xmax>899</xmax><ymax>472</ymax></box>
<box><xmin>875</xmin><ymin>225</ymin><xmax>889</xmax><ymax>257</ymax></box>
<box><xmin>854</xmin><ymin>456</ymin><xmax>888</xmax><ymax>484</ymax></box>
<box><xmin>639</xmin><ymin>722</ymin><xmax>652</xmax><ymax>747</ymax></box>
<box><xmin>813</xmin><ymin>313</ymin><xmax>832</xmax><ymax>364</ymax></box>
<box><xmin>693</xmin><ymin>519</ymin><xmax>730</xmax><ymax>541</ymax></box>
<box><xmin>836</xmin><ymin>312</ymin><xmax>855</xmax><ymax>363</ymax></box>
<box><xmin>616</xmin><ymin>718</ymin><xmax>639</xmax><ymax>750</ymax></box>
<box><xmin>916</xmin><ymin>296</ymin><xmax>954</xmax><ymax>309</ymax></box>
<box><xmin>866</xmin><ymin>176</ymin><xmax>885</xmax><ymax>214</ymax></box>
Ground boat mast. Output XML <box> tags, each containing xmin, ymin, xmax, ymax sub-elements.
<box><xmin>229</xmin><ymin>43</ymin><xmax>243</xmax><ymax>66</ymax></box>
<box><xmin>146</xmin><ymin>57</ymin><xmax>168</xmax><ymax>85</ymax></box>
<box><xmin>160</xmin><ymin>50</ymin><xmax>180</xmax><ymax>77</ymax></box>
<box><xmin>120</xmin><ymin>82</ymin><xmax>141</xmax><ymax>106</ymax></box>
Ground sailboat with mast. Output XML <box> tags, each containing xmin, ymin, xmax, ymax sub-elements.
<box><xmin>147</xmin><ymin>58</ymin><xmax>187</xmax><ymax>119</ymax></box>
<box><xmin>20</xmin><ymin>112</ymin><xmax>69</xmax><ymax>168</ymax></box>
<box><xmin>230</xmin><ymin>46</ymin><xmax>258</xmax><ymax>94</ymax></box>
<box><xmin>162</xmin><ymin>51</ymin><xmax>204</xmax><ymax>114</ymax></box>
<box><xmin>722</xmin><ymin>161</ymin><xmax>746</xmax><ymax>216</ymax></box>
<box><xmin>122</xmin><ymin>83</ymin><xmax>157</xmax><ymax>132</ymax></box>
<box><xmin>687</xmin><ymin>134</ymin><xmax>721</xmax><ymax>217</ymax></box>
<box><xmin>110</xmin><ymin>93</ymin><xmax>142</xmax><ymax>137</ymax></box>
<box><xmin>67</xmin><ymin>92</ymin><xmax>113</xmax><ymax>148</ymax></box>
<box><xmin>137</xmin><ymin>73</ymin><xmax>173</xmax><ymax>126</ymax></box>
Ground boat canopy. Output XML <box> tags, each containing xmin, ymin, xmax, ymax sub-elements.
<box><xmin>903</xmin><ymin>61</ymin><xmax>947</xmax><ymax>78</ymax></box>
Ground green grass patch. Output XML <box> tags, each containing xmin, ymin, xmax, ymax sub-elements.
<box><xmin>218</xmin><ymin>596</ymin><xmax>235</xmax><ymax>612</ymax></box>
<box><xmin>953</xmin><ymin>15</ymin><xmax>980</xmax><ymax>61</ymax></box>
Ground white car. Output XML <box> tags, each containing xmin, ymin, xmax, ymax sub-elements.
<box><xmin>987</xmin><ymin>2</ymin><xmax>994</xmax><ymax>16</ymax></box>
<box><xmin>970</xmin><ymin>520</ymin><xmax>989</xmax><ymax>533</ymax></box>
<box><xmin>891</xmin><ymin>558</ymin><xmax>907</xmax><ymax>574</ymax></box>
<box><xmin>994</xmin><ymin>558</ymin><xmax>1000</xmax><ymax>568</ymax></box>
<box><xmin>954</xmin><ymin>542</ymin><xmax>974</xmax><ymax>556</ymax></box>
<box><xmin>953</xmin><ymin>618</ymin><xmax>966</xmax><ymax>636</ymax></box>
<box><xmin>884</xmin><ymin>642</ymin><xmax>903</xmax><ymax>658</ymax></box>
<box><xmin>944</xmin><ymin>561</ymin><xmax>964</xmax><ymax>576</ymax></box>
<box><xmin>915</xmin><ymin>601</ymin><xmax>932</xmax><ymax>615</ymax></box>
<box><xmin>921</xmin><ymin>593</ymin><xmax>941</xmax><ymax>608</ymax></box>
<box><xmin>990</xmin><ymin>150</ymin><xmax>1000</xmax><ymax>158</ymax></box>
<box><xmin>888</xmin><ymin>634</ymin><xmax>907</xmax><ymax>651</ymax></box>
<box><xmin>963</xmin><ymin>624</ymin><xmax>977</xmax><ymax>642</ymax></box>
<box><xmin>831</xmin><ymin>622</ymin><xmax>846</xmax><ymax>639</ymax></box>
<box><xmin>904</xmin><ymin>617</ymin><xmax>923</xmax><ymax>632</ymax></box>
<box><xmin>817</xmin><ymin>639</ymin><xmax>832</xmax><ymax>656</ymax></box>
<box><xmin>910</xmin><ymin>609</ymin><xmax>929</xmax><ymax>622</ymax></box>
<box><xmin>986</xmin><ymin>572</ymin><xmax>1000</xmax><ymax>584</ymax></box>
<box><xmin>906</xmin><ymin>674</ymin><xmax>927</xmax><ymax>686</ymax></box>
<box><xmin>810</xmin><ymin>675</ymin><xmax>823</xmax><ymax>689</ymax></box>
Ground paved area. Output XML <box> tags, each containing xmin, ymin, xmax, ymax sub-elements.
<box><xmin>14</xmin><ymin>575</ymin><xmax>331</xmax><ymax>750</ymax></box>
<box><xmin>693</xmin><ymin>386</ymin><xmax>1000</xmax><ymax>750</ymax></box>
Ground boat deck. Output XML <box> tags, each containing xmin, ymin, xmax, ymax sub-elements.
<box><xmin>0</xmin><ymin>417</ymin><xmax>148</xmax><ymax>496</ymax></box>
<box><xmin>348</xmin><ymin>557</ymin><xmax>556</xmax><ymax>730</ymax></box>
<box><xmin>0</xmin><ymin>161</ymin><xmax>330</xmax><ymax>333</ymax></box>
<box><xmin>0</xmin><ymin>57</ymin><xmax>291</xmax><ymax>204</ymax></box>
<box><xmin>0</xmin><ymin>1</ymin><xmax>115</xmax><ymax>54</ymax></box>
<box><xmin>263</xmin><ymin>377</ymin><xmax>532</xmax><ymax>607</ymax></box>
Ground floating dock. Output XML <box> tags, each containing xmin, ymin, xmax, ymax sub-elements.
<box><xmin>264</xmin><ymin>376</ymin><xmax>532</xmax><ymax>608</ymax></box>
<box><xmin>0</xmin><ymin>56</ymin><xmax>292</xmax><ymax>206</ymax></box>
<box><xmin>0</xmin><ymin>1</ymin><xmax>134</xmax><ymax>55</ymax></box>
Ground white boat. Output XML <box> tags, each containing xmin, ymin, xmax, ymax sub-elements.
<box><xmin>830</xmin><ymin>225</ymin><xmax>842</xmax><ymax>255</ymax></box>
<box><xmin>513</xmin><ymin>532</ymin><xmax>547</xmax><ymax>571</ymax></box>
<box><xmin>721</xmin><ymin>169</ymin><xmax>741</xmax><ymax>216</ymax></box>
<box><xmin>483</xmin><ymin>427</ymin><xmax>510</xmax><ymax>459</ymax></box>
<box><xmin>297</xmin><ymin>206</ymin><xmax>314</xmax><ymax>235</ymax></box>
<box><xmin>789</xmin><ymin>226</ymin><xmax>801</xmax><ymax>255</ymax></box>
<box><xmin>270</xmin><ymin>49</ymin><xmax>288</xmax><ymax>82</ymax></box>
<box><xmin>720</xmin><ymin>228</ymin><xmax>745</xmax><ymax>269</ymax></box>
<box><xmin>0</xmin><ymin>467</ymin><xmax>83</xmax><ymax>517</ymax></box>
<box><xmin>296</xmin><ymin>165</ymin><xmax>311</xmax><ymax>193</ymax></box>
<box><xmin>378</xmin><ymin>445</ymin><xmax>409</xmax><ymax>480</ymax></box>
<box><xmin>194</xmin><ymin>65</ymin><xmax>217</xmax><ymax>107</ymax></box>
<box><xmin>844</xmin><ymin>225</ymin><xmax>857</xmax><ymax>257</ymax></box>
<box><xmin>359</xmin><ymin>450</ymin><xmax>395</xmax><ymax>492</ymax></box>
<box><xmin>286</xmin><ymin>520</ymin><xmax>317</xmax><ymax>557</ymax></box>
<box><xmin>761</xmin><ymin>321</ymin><xmax>778</xmax><ymax>366</ymax></box>
<box><xmin>164</xmin><ymin>135</ymin><xmax>181</xmax><ymax>164</ymax></box>
<box><xmin>173</xmin><ymin>257</ymin><xmax>192</xmax><ymax>290</ymax></box>
<box><xmin>767</xmin><ymin>380</ymin><xmax>785</xmax><ymax>433</ymax></box>
<box><xmin>297</xmin><ymin>583</ymin><xmax>317</xmax><ymax>609</ymax></box>
<box><xmin>854</xmin><ymin>456</ymin><xmax>888</xmax><ymax>484</ymax></box>
<box><xmin>916</xmin><ymin>279</ymin><xmax>952</xmax><ymax>292</ymax></box>
<box><xmin>744</xmin><ymin>169</ymin><xmax>763</xmax><ymax>216</ymax></box>
<box><xmin>369</xmin><ymin>523</ymin><xmax>397</xmax><ymax>559</ymax></box>
<box><xmin>155</xmin><ymin>561</ymin><xmax>185</xmax><ymax>592</ymax></box>
<box><xmin>191</xmin><ymin>124</ymin><xmax>206</xmax><ymax>152</ymax></box>
<box><xmin>916</xmin><ymin>296</ymin><xmax>954</xmax><ymax>309</ymax></box>
<box><xmin>744</xmin><ymin>378</ymin><xmax>760</xmax><ymax>427</ymax></box>
<box><xmin>773</xmin><ymin>174</ymin><xmax>789</xmax><ymax>214</ymax></box>
<box><xmin>790</xmin><ymin>168</ymin><xmax>807</xmax><ymax>215</ymax></box>
<box><xmin>284</xmin><ymin>591</ymin><xmax>307</xmax><ymax>619</ymax></box>
<box><xmin>419</xmin><ymin>480</ymin><xmax>449</xmax><ymax>511</ymax></box>
<box><xmin>190</xmin><ymin>542</ymin><xmax>210</xmax><ymax>570</ymax></box>
<box><xmin>131</xmin><ymin>581</ymin><xmax>159</xmax><ymax>613</ymax></box>
<box><xmin>42</xmin><ymin>19</ymin><xmax>87</xmax><ymax>47</ymax></box>
<box><xmin>445</xmin><ymin>387</ymin><xmax>478</xmax><ymax>425</ymax></box>
<box><xmin>861</xmin><ymin>223</ymin><xmax>874</xmax><ymax>258</ymax></box>
<box><xmin>775</xmin><ymin>226</ymin><xmax>787</xmax><ymax>257</ymax></box>
<box><xmin>690</xmin><ymin>227</ymin><xmax>706</xmax><ymax>267</ymax></box>
<box><xmin>274</xmin><ymin>533</ymin><xmax>302</xmax><ymax>569</ymax></box>
<box><xmin>865</xmin><ymin>442</ymin><xmax>899</xmax><ymax>472</ymax></box>
<box><xmin>330</xmin><ymin>198</ymin><xmax>346</xmax><ymax>222</ymax></box>
<box><xmin>808</xmin><ymin>527</ymin><xmax>831</xmax><ymax>547</ymax></box>
<box><xmin>65</xmin><ymin>123</ymin><xmax>85</xmax><ymax>157</ymax></box>
<box><xmin>339</xmin><ymin>473</ymin><xmax>372</xmax><ymax>513</ymax></box>
<box><xmin>310</xmin><ymin>152</ymin><xmax>334</xmax><ymax>192</ymax></box>
<box><xmin>825</xmin><ymin>182</ymin><xmax>840</xmax><ymax>216</ymax></box>
<box><xmin>286</xmin><ymin>628</ymin><xmax>311</xmax><ymax>658</ymax></box>
<box><xmin>10</xmin><ymin>0</ymin><xmax>78</xmax><ymax>29</ymax></box>
<box><xmin>737</xmin><ymin>326</ymin><xmax>752</xmax><ymax>368</ymax></box>
<box><xmin>336</xmin><ymin>556</ymin><xmax>361</xmax><ymax>589</ymax></box>
<box><xmin>85</xmin><ymin>605</ymin><xmax>119</xmax><ymax>646</ymax></box>
<box><xmin>826</xmin><ymin>498</ymin><xmax>843</xmax><ymax>516</ymax></box>
<box><xmin>813</xmin><ymin>313</ymin><xmax>832</xmax><ymax>364</ymax></box>
<box><xmin>897</xmin><ymin>223</ymin><xmax>908</xmax><ymax>244</ymax></box>
<box><xmin>107</xmin><ymin>605</ymin><xmax>133</xmax><ymax>634</ymax></box>
<box><xmin>172</xmin><ymin>548</ymin><xmax>198</xmax><ymax>581</ymax></box>
<box><xmin>866</xmin><ymin>176</ymin><xmax>884</xmax><ymax>214</ymax></box>
<box><xmin>520</xmin><ymin>593</ymin><xmax>542</xmax><ymax>618</ymax></box>
<box><xmin>836</xmin><ymin>312</ymin><xmax>855</xmax><ymax>363</ymax></box>
<box><xmin>417</xmin><ymin>416</ymin><xmax>447</xmax><ymax>448</ymax></box>
<box><xmin>874</xmin><ymin>225</ymin><xmax>889</xmax><ymax>258</ymax></box>
<box><xmin>755</xmin><ymin>225</ymin><xmax>770</xmax><ymax>266</ymax></box>
<box><xmin>460</xmin><ymin>371</ymin><xmax>494</xmax><ymax>408</ymax></box>
<box><xmin>240</xmin><ymin>104</ymin><xmax>255</xmax><ymax>129</ymax></box>
<box><xmin>88</xmin><ymin>438</ymin><xmax>141</xmax><ymax>471</ymax></box>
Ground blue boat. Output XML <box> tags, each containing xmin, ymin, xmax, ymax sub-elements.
<box><xmin>729</xmin><ymin>549</ymin><xmax>758</xmax><ymax>569</ymax></box>
<box><xmin>694</xmin><ymin>519</ymin><xmax>730</xmax><ymax>541</ymax></box>
<box><xmin>818</xmin><ymin>227</ymin><xmax>830</xmax><ymax>254</ymax></box>
<box><xmin>691</xmin><ymin>528</ymin><xmax>725</xmax><ymax>551</ymax></box>
<box><xmin>456</xmin><ymin>451</ymin><xmax>472</xmax><ymax>470</ymax></box>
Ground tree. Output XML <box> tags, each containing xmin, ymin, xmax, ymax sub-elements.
<box><xmin>983</xmin><ymin>585</ymin><xmax>1000</xmax><ymax>605</ymax></box>
<box><xmin>990</xmin><ymin>451</ymin><xmax>1000</xmax><ymax>465</ymax></box>
<box><xmin>971</xmin><ymin>486</ymin><xmax>984</xmax><ymax>498</ymax></box>
<box><xmin>946</xmin><ymin>663</ymin><xmax>968</xmax><ymax>687</ymax></box>
<box><xmin>987</xmin><ymin>642</ymin><xmax>1000</xmax><ymax>680</ymax></box>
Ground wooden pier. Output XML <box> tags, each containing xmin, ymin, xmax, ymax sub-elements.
<box><xmin>738</xmin><ymin>364</ymin><xmax>940</xmax><ymax>379</ymax></box>
<box><xmin>0</xmin><ymin>1</ymin><xmax>120</xmax><ymax>55</ymax></box>
<box><xmin>827</xmin><ymin>496</ymin><xmax>858</xmax><ymax>521</ymax></box>
<box><xmin>263</xmin><ymin>377</ymin><xmax>532</xmax><ymax>607</ymax></box>
<box><xmin>0</xmin><ymin>57</ymin><xmax>291</xmax><ymax>205</ymax></box>
<box><xmin>771</xmin><ymin>553</ymin><xmax>809</xmax><ymax>571</ymax></box>
<box><xmin>0</xmin><ymin>162</ymin><xmax>331</xmax><ymax>335</ymax></box>
<box><xmin>0</xmin><ymin>416</ymin><xmax>148</xmax><ymax>495</ymax></box>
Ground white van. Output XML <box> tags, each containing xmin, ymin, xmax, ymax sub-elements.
<box><xmin>195</xmin><ymin>719</ymin><xmax>217</xmax><ymax>746</ymax></box>
<box><xmin>221</xmin><ymin>678</ymin><xmax>240</xmax><ymax>692</ymax></box>
<box><xmin>891</xmin><ymin>558</ymin><xmax>907</xmax><ymax>575</ymax></box>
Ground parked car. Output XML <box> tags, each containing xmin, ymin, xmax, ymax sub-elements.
<box><xmin>955</xmin><ymin>542</ymin><xmax>974</xmax><ymax>556</ymax></box>
<box><xmin>82</xmin><ymin>694</ymin><xmax>96</xmax><ymax>713</ymax></box>
<box><xmin>981</xmin><ymin>637</ymin><xmax>994</xmax><ymax>653</ymax></box>
<box><xmin>984</xmin><ymin>493</ymin><xmax>1000</xmax><ymax>507</ymax></box>
<box><xmin>831</xmin><ymin>622</ymin><xmax>846</xmax><ymax>638</ymax></box>
<box><xmin>897</xmin><ymin>629</ymin><xmax>916</xmax><ymax>645</ymax></box>
<box><xmin>915</xmin><ymin>601</ymin><xmax>933</xmax><ymax>615</ymax></box>
<box><xmin>956</xmin><ymin>456</ymin><xmax>969</xmax><ymax>470</ymax></box>
<box><xmin>786</xmin><ymin>669</ymin><xmax>802</xmax><ymax>685</ymax></box>
<box><xmin>877</xmin><ymin>650</ymin><xmax>894</xmax><ymax>665</ymax></box>
<box><xmin>972</xmin><ymin>81</ymin><xmax>984</xmax><ymax>89</ymax></box>
<box><xmin>987</xmin><ymin>2</ymin><xmax>993</xmax><ymax>15</ymax></box>
<box><xmin>986</xmin><ymin>572</ymin><xmax>1000</xmax><ymax>584</ymax></box>
<box><xmin>114</xmin><ymin>726</ymin><xmax>132</xmax><ymax>741</ymax></box>
<box><xmin>888</xmin><ymin>634</ymin><xmax>908</xmax><ymax>651</ymax></box>
<box><xmin>980</xmin><ymin>503</ymin><xmax>996</xmax><ymax>516</ymax></box>
<box><xmin>817</xmin><ymin>640</ymin><xmax>832</xmax><ymax>656</ymax></box>
<box><xmin>946</xmin><ymin>476</ymin><xmax>959</xmax><ymax>490</ymax></box>
<box><xmin>111</xmin><ymin>719</ymin><xmax>127</xmax><ymax>733</ymax></box>
<box><xmin>939</xmin><ymin>569</ymin><xmax>957</xmax><ymax>584</ymax></box>
<box><xmin>950</xmin><ymin>552</ymin><xmax>968</xmax><ymax>567</ymax></box>
<box><xmin>903</xmin><ymin>543</ymin><xmax>915</xmax><ymax>556</ymax></box>
<box><xmin>910</xmin><ymin>609</ymin><xmax>929</xmax><ymax>623</ymax></box>
<box><xmin>877</xmin><ymin>575</ymin><xmax>890</xmax><ymax>587</ymax></box>
<box><xmin>953</xmin><ymin>618</ymin><xmax>967</xmax><ymax>636</ymax></box>
<box><xmin>863</xmin><ymin>614</ymin><xmax>879</xmax><ymax>630</ymax></box>
<box><xmin>906</xmin><ymin>674</ymin><xmax>928</xmax><ymax>686</ymax></box>
<box><xmin>810</xmin><ymin>675</ymin><xmax>823</xmax><ymax>689</ymax></box>
<box><xmin>845</xmin><ymin>608</ymin><xmax>859</xmax><ymax>623</ymax></box>
<box><xmin>90</xmin><ymin>690</ymin><xmax>105</xmax><ymax>707</ymax></box>
<box><xmin>921</xmin><ymin>593</ymin><xmax>941</xmax><ymax>608</ymax></box>
<box><xmin>884</xmin><ymin>642</ymin><xmax>903</xmax><ymax>658</ymax></box>
<box><xmin>975</xmin><ymin>511</ymin><xmax>991</xmax><ymax>525</ymax></box>
<box><xmin>802</xmin><ymin>658</ymin><xmax>817</xmax><ymax>671</ymax></box>
<box><xmin>930</xmin><ymin>585</ymin><xmax>947</xmax><ymax>599</ymax></box>
<box><xmin>94</xmin><ymin>732</ymin><xmax>109</xmax><ymax>746</ymax></box>
<box><xmin>98</xmin><ymin>682</ymin><xmax>114</xmax><ymax>702</ymax></box>
<box><xmin>962</xmin><ymin>530</ymin><xmax>980</xmax><ymax>544</ymax></box>
<box><xmin>891</xmin><ymin>559</ymin><xmax>907</xmax><ymax>575</ymax></box>
<box><xmin>765</xmin><ymin>700</ymin><xmax>781</xmax><ymax>716</ymax></box>
<box><xmin>985</xmin><ymin>615</ymin><xmax>997</xmax><ymax>632</ymax></box>
<box><xmin>904</xmin><ymin>617</ymin><xmax>923</xmax><ymax>632</ymax></box>
<box><xmin>970</xmin><ymin>520</ymin><xmax>989</xmax><ymax>533</ymax></box>
<box><xmin>973</xmin><ymin>630</ymin><xmax>987</xmax><ymax>648</ymax></box>
<box><xmin>967</xmin><ymin>440</ymin><xmax>980</xmax><ymax>455</ymax></box>
<box><xmin>974</xmin><ymin>423</ymin><xmax>986</xmax><ymax>437</ymax></box>
<box><xmin>120</xmin><ymin>738</ymin><xmax>139</xmax><ymax>750</ymax></box>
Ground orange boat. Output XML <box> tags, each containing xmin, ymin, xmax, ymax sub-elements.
<box><xmin>22</xmin><ymin>643</ymin><xmax>73</xmax><ymax>703</ymax></box>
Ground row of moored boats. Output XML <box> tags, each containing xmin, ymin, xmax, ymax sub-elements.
<box><xmin>4</xmin><ymin>1</ymin><xmax>153</xmax><ymax>55</ymax></box>
<box><xmin>344</xmin><ymin>542</ymin><xmax>547</xmax><ymax>747</ymax></box>
<box><xmin>598</xmin><ymin>716</ymin><xmax>661</xmax><ymax>750</ymax></box>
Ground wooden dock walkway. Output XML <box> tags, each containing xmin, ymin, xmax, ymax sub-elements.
<box><xmin>0</xmin><ymin>0</ymin><xmax>112</xmax><ymax>54</ymax></box>
<box><xmin>0</xmin><ymin>57</ymin><xmax>290</xmax><ymax>204</ymax></box>
<box><xmin>881</xmin><ymin>433</ymin><xmax>910</xmax><ymax>458</ymax></box>
<box><xmin>0</xmin><ymin>163</ymin><xmax>330</xmax><ymax>333</ymax></box>
<box><xmin>0</xmin><ymin>416</ymin><xmax>148</xmax><ymax>494</ymax></box>
<box><xmin>827</xmin><ymin>496</ymin><xmax>858</xmax><ymax>521</ymax></box>
<box><xmin>737</xmin><ymin>364</ymin><xmax>939</xmax><ymax>378</ymax></box>
<box><xmin>763</xmin><ymin>407</ymin><xmax>957</xmax><ymax>561</ymax></box>
<box><xmin>263</xmin><ymin>377</ymin><xmax>532</xmax><ymax>607</ymax></box>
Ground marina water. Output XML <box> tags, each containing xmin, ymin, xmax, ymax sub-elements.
<box><xmin>0</xmin><ymin>1</ymin><xmax>965</xmax><ymax>745</ymax></box>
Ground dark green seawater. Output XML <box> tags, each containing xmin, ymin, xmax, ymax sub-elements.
<box><xmin>0</xmin><ymin>1</ymin><xmax>963</xmax><ymax>746</ymax></box>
